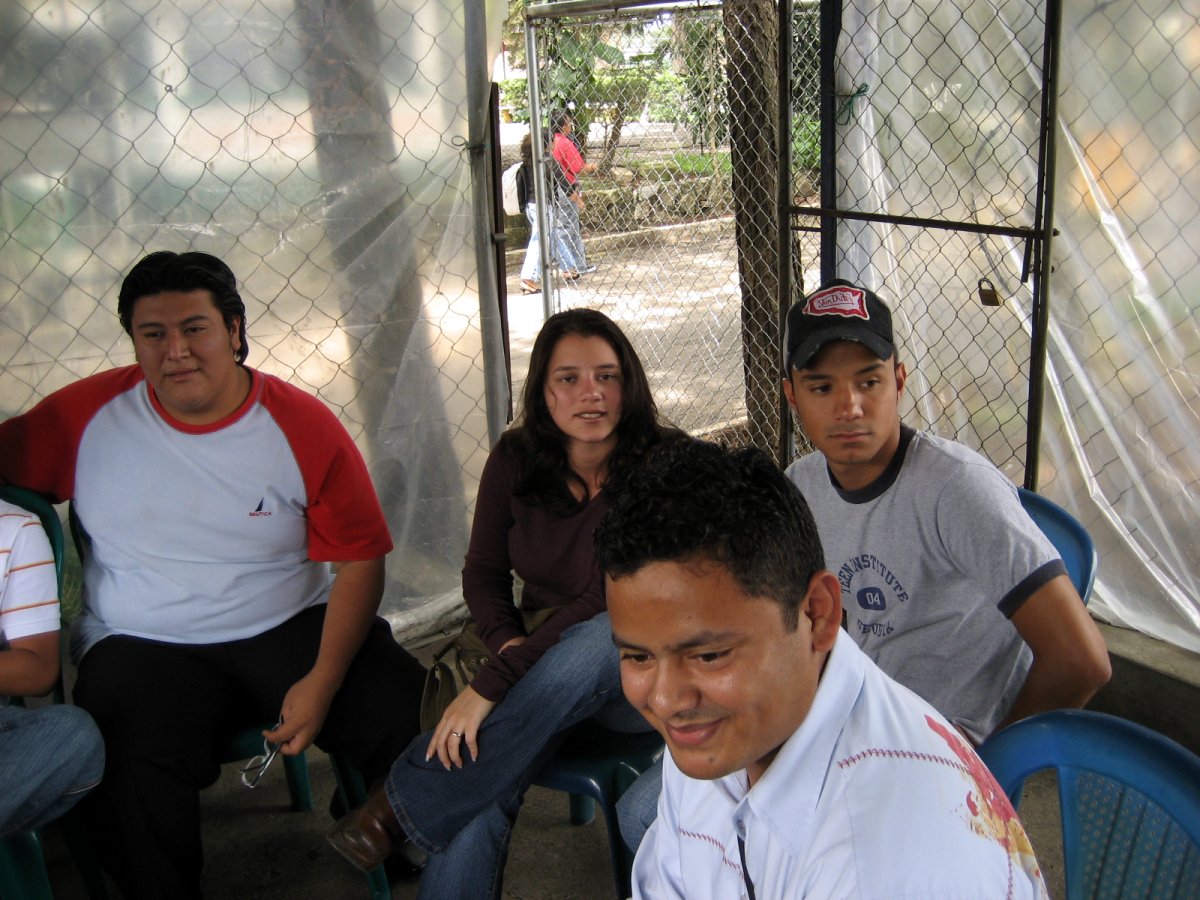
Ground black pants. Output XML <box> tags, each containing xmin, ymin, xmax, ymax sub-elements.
<box><xmin>73</xmin><ymin>605</ymin><xmax>425</xmax><ymax>899</ymax></box>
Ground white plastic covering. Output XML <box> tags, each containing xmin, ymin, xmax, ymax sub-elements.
<box><xmin>3</xmin><ymin>0</ymin><xmax>1196</xmax><ymax>655</ymax></box>
<box><xmin>0</xmin><ymin>0</ymin><xmax>508</xmax><ymax>642</ymax></box>
<box><xmin>838</xmin><ymin>0</ymin><xmax>1200</xmax><ymax>652</ymax></box>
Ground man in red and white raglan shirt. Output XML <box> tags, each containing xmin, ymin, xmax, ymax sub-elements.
<box><xmin>0</xmin><ymin>251</ymin><xmax>426</xmax><ymax>899</ymax></box>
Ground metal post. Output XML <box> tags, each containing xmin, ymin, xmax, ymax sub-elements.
<box><xmin>1024</xmin><ymin>0</ymin><xmax>1064</xmax><ymax>490</ymax></box>
<box><xmin>465</xmin><ymin>0</ymin><xmax>507</xmax><ymax>445</ymax></box>
<box><xmin>778</xmin><ymin>0</ymin><xmax>795</xmax><ymax>462</ymax></box>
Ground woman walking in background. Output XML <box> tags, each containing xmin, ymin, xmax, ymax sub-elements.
<box><xmin>549</xmin><ymin>109</ymin><xmax>597</xmax><ymax>275</ymax></box>
<box><xmin>517</xmin><ymin>133</ymin><xmax>579</xmax><ymax>293</ymax></box>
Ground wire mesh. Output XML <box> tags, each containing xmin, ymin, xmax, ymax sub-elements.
<box><xmin>791</xmin><ymin>0</ymin><xmax>1052</xmax><ymax>477</ymax></box>
<box><xmin>0</xmin><ymin>0</ymin><xmax>493</xmax><ymax>632</ymax></box>
<box><xmin>512</xmin><ymin>3</ymin><xmax>785</xmax><ymax>454</ymax></box>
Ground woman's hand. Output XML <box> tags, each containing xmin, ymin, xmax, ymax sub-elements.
<box><xmin>498</xmin><ymin>636</ymin><xmax>527</xmax><ymax>654</ymax></box>
<box><xmin>425</xmin><ymin>686</ymin><xmax>497</xmax><ymax>769</ymax></box>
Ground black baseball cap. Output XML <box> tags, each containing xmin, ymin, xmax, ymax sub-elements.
<box><xmin>784</xmin><ymin>279</ymin><xmax>895</xmax><ymax>371</ymax></box>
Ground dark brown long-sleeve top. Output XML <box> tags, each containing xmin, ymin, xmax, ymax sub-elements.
<box><xmin>463</xmin><ymin>432</ymin><xmax>609</xmax><ymax>703</ymax></box>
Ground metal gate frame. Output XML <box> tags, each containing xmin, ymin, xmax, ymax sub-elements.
<box><xmin>779</xmin><ymin>0</ymin><xmax>1064</xmax><ymax>488</ymax></box>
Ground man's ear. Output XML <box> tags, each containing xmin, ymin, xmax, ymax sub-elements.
<box><xmin>782</xmin><ymin>372</ymin><xmax>798</xmax><ymax>415</ymax></box>
<box><xmin>229</xmin><ymin>316</ymin><xmax>243</xmax><ymax>355</ymax></box>
<box><xmin>803</xmin><ymin>570</ymin><xmax>842</xmax><ymax>652</ymax></box>
<box><xmin>894</xmin><ymin>359</ymin><xmax>907</xmax><ymax>398</ymax></box>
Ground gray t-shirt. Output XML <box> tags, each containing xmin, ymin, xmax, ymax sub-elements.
<box><xmin>786</xmin><ymin>427</ymin><xmax>1065</xmax><ymax>741</ymax></box>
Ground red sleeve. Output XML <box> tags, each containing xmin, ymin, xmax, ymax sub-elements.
<box><xmin>552</xmin><ymin>134</ymin><xmax>586</xmax><ymax>182</ymax></box>
<box><xmin>0</xmin><ymin>367</ymin><xmax>143</xmax><ymax>501</ymax></box>
<box><xmin>461</xmin><ymin>437</ymin><xmax>525</xmax><ymax>654</ymax></box>
<box><xmin>257</xmin><ymin>374</ymin><xmax>393</xmax><ymax>562</ymax></box>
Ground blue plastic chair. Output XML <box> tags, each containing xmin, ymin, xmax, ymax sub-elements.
<box><xmin>533</xmin><ymin>721</ymin><xmax>665</xmax><ymax>899</ymax></box>
<box><xmin>1017</xmin><ymin>487</ymin><xmax>1098</xmax><ymax>603</ymax></box>
<box><xmin>977</xmin><ymin>709</ymin><xmax>1200</xmax><ymax>899</ymax></box>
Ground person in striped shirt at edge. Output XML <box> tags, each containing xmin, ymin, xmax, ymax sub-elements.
<box><xmin>0</xmin><ymin>495</ymin><xmax>104</xmax><ymax>837</ymax></box>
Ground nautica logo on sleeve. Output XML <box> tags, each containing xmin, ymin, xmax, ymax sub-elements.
<box><xmin>249</xmin><ymin>498</ymin><xmax>272</xmax><ymax>517</ymax></box>
<box><xmin>804</xmin><ymin>285</ymin><xmax>870</xmax><ymax>319</ymax></box>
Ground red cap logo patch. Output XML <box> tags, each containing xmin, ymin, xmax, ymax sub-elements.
<box><xmin>803</xmin><ymin>285</ymin><xmax>869</xmax><ymax>319</ymax></box>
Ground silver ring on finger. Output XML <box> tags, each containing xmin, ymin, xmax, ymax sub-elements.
<box><xmin>450</xmin><ymin>731</ymin><xmax>463</xmax><ymax>737</ymax></box>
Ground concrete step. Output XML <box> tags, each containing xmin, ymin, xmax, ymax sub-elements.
<box><xmin>1087</xmin><ymin>622</ymin><xmax>1200</xmax><ymax>755</ymax></box>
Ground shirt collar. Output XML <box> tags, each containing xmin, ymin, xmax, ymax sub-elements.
<box><xmin>734</xmin><ymin>632</ymin><xmax>867</xmax><ymax>855</ymax></box>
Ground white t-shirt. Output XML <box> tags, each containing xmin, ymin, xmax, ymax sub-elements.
<box><xmin>634</xmin><ymin>634</ymin><xmax>1048</xmax><ymax>900</ymax></box>
<box><xmin>0</xmin><ymin>366</ymin><xmax>392</xmax><ymax>659</ymax></box>
<box><xmin>786</xmin><ymin>427</ymin><xmax>1063</xmax><ymax>740</ymax></box>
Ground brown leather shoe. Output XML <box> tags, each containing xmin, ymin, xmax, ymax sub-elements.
<box><xmin>327</xmin><ymin>783</ymin><xmax>405</xmax><ymax>873</ymax></box>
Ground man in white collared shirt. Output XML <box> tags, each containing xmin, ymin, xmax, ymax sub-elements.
<box><xmin>595</xmin><ymin>439</ymin><xmax>1048</xmax><ymax>899</ymax></box>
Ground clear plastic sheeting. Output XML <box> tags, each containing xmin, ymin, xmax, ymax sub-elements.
<box><xmin>837</xmin><ymin>0</ymin><xmax>1200</xmax><ymax>652</ymax></box>
<box><xmin>0</xmin><ymin>0</ymin><xmax>509</xmax><ymax>642</ymax></box>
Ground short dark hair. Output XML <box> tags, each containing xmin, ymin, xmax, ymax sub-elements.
<box><xmin>117</xmin><ymin>251</ymin><xmax>249</xmax><ymax>364</ymax></box>
<box><xmin>512</xmin><ymin>307</ymin><xmax>663</xmax><ymax>510</ymax></box>
<box><xmin>549</xmin><ymin>108</ymin><xmax>572</xmax><ymax>135</ymax></box>
<box><xmin>595</xmin><ymin>439</ymin><xmax>825</xmax><ymax>630</ymax></box>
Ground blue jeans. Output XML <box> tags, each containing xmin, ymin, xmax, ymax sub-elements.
<box><xmin>616</xmin><ymin>755</ymin><xmax>661</xmax><ymax>853</ymax></box>
<box><xmin>520</xmin><ymin>200</ymin><xmax>579</xmax><ymax>283</ymax></box>
<box><xmin>385</xmin><ymin>612</ymin><xmax>651</xmax><ymax>899</ymax></box>
<box><xmin>0</xmin><ymin>703</ymin><xmax>104</xmax><ymax>837</ymax></box>
<box><xmin>557</xmin><ymin>192</ymin><xmax>588</xmax><ymax>270</ymax></box>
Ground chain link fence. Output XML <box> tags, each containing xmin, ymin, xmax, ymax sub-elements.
<box><xmin>795</xmin><ymin>0</ymin><xmax>1052</xmax><ymax>480</ymax></box>
<box><xmin>3</xmin><ymin>0</ymin><xmax>1198</xmax><ymax>647</ymax></box>
<box><xmin>0</xmin><ymin>0</ymin><xmax>499</xmax><ymax>635</ymax></box>
<box><xmin>509</xmin><ymin>2</ymin><xmax>785</xmax><ymax>454</ymax></box>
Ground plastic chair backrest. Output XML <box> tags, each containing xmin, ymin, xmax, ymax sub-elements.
<box><xmin>1017</xmin><ymin>488</ymin><xmax>1097</xmax><ymax>603</ymax></box>
<box><xmin>977</xmin><ymin>709</ymin><xmax>1200</xmax><ymax>900</ymax></box>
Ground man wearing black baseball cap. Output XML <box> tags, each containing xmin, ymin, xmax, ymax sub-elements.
<box><xmin>783</xmin><ymin>278</ymin><xmax>1110</xmax><ymax>744</ymax></box>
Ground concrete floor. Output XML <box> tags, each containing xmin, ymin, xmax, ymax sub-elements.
<box><xmin>42</xmin><ymin>752</ymin><xmax>620</xmax><ymax>900</ymax></box>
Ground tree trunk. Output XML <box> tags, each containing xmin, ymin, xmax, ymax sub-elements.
<box><xmin>723</xmin><ymin>0</ymin><xmax>782</xmax><ymax>463</ymax></box>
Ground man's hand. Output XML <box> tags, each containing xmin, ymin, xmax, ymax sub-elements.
<box><xmin>266</xmin><ymin>671</ymin><xmax>339</xmax><ymax>755</ymax></box>
<box><xmin>265</xmin><ymin>557</ymin><xmax>385</xmax><ymax>754</ymax></box>
<box><xmin>425</xmin><ymin>686</ymin><xmax>497</xmax><ymax>770</ymax></box>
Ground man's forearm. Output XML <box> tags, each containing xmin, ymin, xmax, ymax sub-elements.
<box><xmin>310</xmin><ymin>556</ymin><xmax>386</xmax><ymax>690</ymax></box>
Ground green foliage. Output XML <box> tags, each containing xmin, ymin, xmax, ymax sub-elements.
<box><xmin>590</xmin><ymin>68</ymin><xmax>654</xmax><ymax>122</ymax></box>
<box><xmin>677</xmin><ymin>16</ymin><xmax>728</xmax><ymax>150</ymax></box>
<box><xmin>499</xmin><ymin>77</ymin><xmax>530</xmax><ymax>122</ymax></box>
<box><xmin>645</xmin><ymin>72</ymin><xmax>685</xmax><ymax>122</ymax></box>
<box><xmin>629</xmin><ymin>150</ymin><xmax>732</xmax><ymax>181</ymax></box>
<box><xmin>502</xmin><ymin>0</ymin><xmax>528</xmax><ymax>71</ymax></box>
<box><xmin>792</xmin><ymin>114</ymin><xmax>820</xmax><ymax>171</ymax></box>
<box><xmin>540</xmin><ymin>30</ymin><xmax>625</xmax><ymax>138</ymax></box>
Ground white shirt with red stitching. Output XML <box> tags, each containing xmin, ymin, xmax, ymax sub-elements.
<box><xmin>633</xmin><ymin>634</ymin><xmax>1049</xmax><ymax>899</ymax></box>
